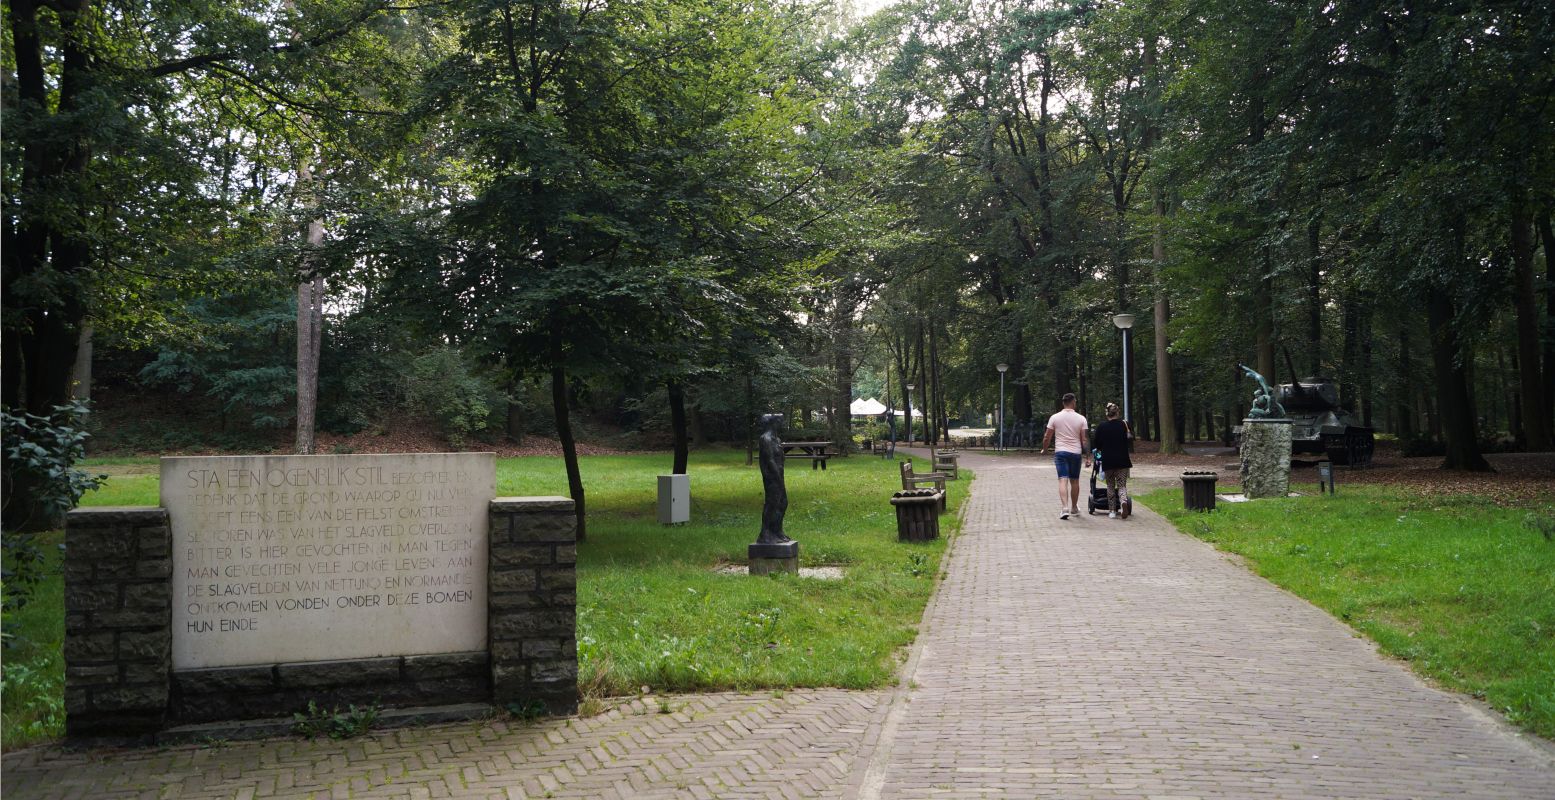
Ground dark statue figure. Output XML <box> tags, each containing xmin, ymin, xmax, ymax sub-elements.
<box><xmin>756</xmin><ymin>413</ymin><xmax>793</xmax><ymax>544</ymax></box>
<box><xmin>1237</xmin><ymin>362</ymin><xmax>1287</xmax><ymax>419</ymax></box>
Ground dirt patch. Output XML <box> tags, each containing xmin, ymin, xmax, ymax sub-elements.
<box><xmin>714</xmin><ymin>564</ymin><xmax>845</xmax><ymax>580</ymax></box>
<box><xmin>1136</xmin><ymin>441</ymin><xmax>1555</xmax><ymax>507</ymax></box>
<box><xmin>1336</xmin><ymin>452</ymin><xmax>1555</xmax><ymax>507</ymax></box>
<box><xmin>313</xmin><ymin>422</ymin><xmax>639</xmax><ymax>458</ymax></box>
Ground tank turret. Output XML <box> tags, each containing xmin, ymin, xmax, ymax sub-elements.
<box><xmin>1277</xmin><ymin>376</ymin><xmax>1374</xmax><ymax>465</ymax></box>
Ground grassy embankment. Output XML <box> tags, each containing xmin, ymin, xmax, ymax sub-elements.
<box><xmin>1</xmin><ymin>450</ymin><xmax>958</xmax><ymax>749</ymax></box>
<box><xmin>1142</xmin><ymin>486</ymin><xmax>1555</xmax><ymax>739</ymax></box>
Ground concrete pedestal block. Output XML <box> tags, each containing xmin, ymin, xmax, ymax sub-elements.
<box><xmin>748</xmin><ymin>541</ymin><xmax>799</xmax><ymax>575</ymax></box>
<box><xmin>1240</xmin><ymin>419</ymin><xmax>1293</xmax><ymax>499</ymax></box>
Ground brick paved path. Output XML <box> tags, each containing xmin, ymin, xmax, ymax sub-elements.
<box><xmin>5</xmin><ymin>451</ymin><xmax>1553</xmax><ymax>799</ymax></box>
<box><xmin>2</xmin><ymin>691</ymin><xmax>882</xmax><ymax>799</ymax></box>
<box><xmin>854</xmin><ymin>450</ymin><xmax>1555</xmax><ymax>799</ymax></box>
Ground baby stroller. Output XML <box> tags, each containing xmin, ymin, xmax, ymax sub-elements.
<box><xmin>1085</xmin><ymin>449</ymin><xmax>1132</xmax><ymax>517</ymax></box>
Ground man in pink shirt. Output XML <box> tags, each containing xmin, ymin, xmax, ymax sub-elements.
<box><xmin>1041</xmin><ymin>393</ymin><xmax>1090</xmax><ymax>520</ymax></box>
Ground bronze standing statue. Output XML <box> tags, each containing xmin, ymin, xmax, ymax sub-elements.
<box><xmin>756</xmin><ymin>414</ymin><xmax>793</xmax><ymax>544</ymax></box>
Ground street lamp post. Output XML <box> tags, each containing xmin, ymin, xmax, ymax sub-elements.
<box><xmin>996</xmin><ymin>363</ymin><xmax>1009</xmax><ymax>450</ymax></box>
<box><xmin>905</xmin><ymin>382</ymin><xmax>916</xmax><ymax>445</ymax></box>
<box><xmin>1112</xmin><ymin>314</ymin><xmax>1135</xmax><ymax>426</ymax></box>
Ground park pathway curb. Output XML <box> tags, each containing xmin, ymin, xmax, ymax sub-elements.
<box><xmin>848</xmin><ymin>448</ymin><xmax>1555</xmax><ymax>799</ymax></box>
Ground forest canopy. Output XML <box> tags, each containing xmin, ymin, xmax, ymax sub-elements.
<box><xmin>5</xmin><ymin>0</ymin><xmax>1552</xmax><ymax>500</ymax></box>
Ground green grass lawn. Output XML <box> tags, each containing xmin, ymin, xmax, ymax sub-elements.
<box><xmin>2</xmin><ymin>450</ymin><xmax>958</xmax><ymax>748</ymax></box>
<box><xmin>1141</xmin><ymin>486</ymin><xmax>1555</xmax><ymax>739</ymax></box>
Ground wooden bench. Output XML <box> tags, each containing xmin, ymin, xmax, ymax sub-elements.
<box><xmin>931</xmin><ymin>449</ymin><xmax>959</xmax><ymax>479</ymax></box>
<box><xmin>900</xmin><ymin>461</ymin><xmax>948</xmax><ymax>512</ymax></box>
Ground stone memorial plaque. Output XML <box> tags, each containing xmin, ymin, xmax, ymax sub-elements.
<box><xmin>163</xmin><ymin>453</ymin><xmax>494</xmax><ymax>669</ymax></box>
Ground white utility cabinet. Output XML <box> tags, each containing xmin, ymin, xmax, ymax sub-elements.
<box><xmin>657</xmin><ymin>474</ymin><xmax>690</xmax><ymax>524</ymax></box>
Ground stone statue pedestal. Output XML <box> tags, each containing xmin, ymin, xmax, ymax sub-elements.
<box><xmin>1239</xmin><ymin>418</ymin><xmax>1292</xmax><ymax>499</ymax></box>
<box><xmin>748</xmin><ymin>541</ymin><xmax>799</xmax><ymax>575</ymax></box>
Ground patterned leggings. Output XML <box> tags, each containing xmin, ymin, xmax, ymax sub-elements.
<box><xmin>1105</xmin><ymin>468</ymin><xmax>1130</xmax><ymax>512</ymax></box>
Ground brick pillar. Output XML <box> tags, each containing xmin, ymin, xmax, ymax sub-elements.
<box><xmin>63</xmin><ymin>507</ymin><xmax>172</xmax><ymax>738</ymax></box>
<box><xmin>488</xmin><ymin>497</ymin><xmax>577</xmax><ymax>714</ymax></box>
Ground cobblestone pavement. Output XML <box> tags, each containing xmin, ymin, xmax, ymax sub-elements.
<box><xmin>854</xmin><ymin>450</ymin><xmax>1555</xmax><ymax>799</ymax></box>
<box><xmin>6</xmin><ymin>452</ymin><xmax>1553</xmax><ymax>799</ymax></box>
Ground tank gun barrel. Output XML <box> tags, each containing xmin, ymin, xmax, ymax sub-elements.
<box><xmin>1281</xmin><ymin>346</ymin><xmax>1308</xmax><ymax>397</ymax></box>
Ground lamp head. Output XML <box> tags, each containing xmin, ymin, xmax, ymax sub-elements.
<box><xmin>996</xmin><ymin>362</ymin><xmax>1008</xmax><ymax>373</ymax></box>
<box><xmin>1112</xmin><ymin>313</ymin><xmax>1135</xmax><ymax>330</ymax></box>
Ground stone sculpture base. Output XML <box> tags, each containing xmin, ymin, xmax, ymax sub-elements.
<box><xmin>1240</xmin><ymin>419</ymin><xmax>1293</xmax><ymax>499</ymax></box>
<box><xmin>748</xmin><ymin>541</ymin><xmax>799</xmax><ymax>575</ymax></box>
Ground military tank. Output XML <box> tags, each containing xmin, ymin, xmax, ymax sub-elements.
<box><xmin>1276</xmin><ymin>376</ymin><xmax>1375</xmax><ymax>466</ymax></box>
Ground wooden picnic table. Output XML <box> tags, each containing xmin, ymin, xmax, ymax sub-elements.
<box><xmin>781</xmin><ymin>440</ymin><xmax>838</xmax><ymax>470</ymax></box>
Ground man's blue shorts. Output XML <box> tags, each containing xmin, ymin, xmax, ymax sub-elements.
<box><xmin>1054</xmin><ymin>451</ymin><xmax>1082</xmax><ymax>479</ymax></box>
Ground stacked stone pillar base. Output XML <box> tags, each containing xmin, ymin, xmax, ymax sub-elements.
<box><xmin>488</xmin><ymin>497</ymin><xmax>579</xmax><ymax>715</ymax></box>
<box><xmin>63</xmin><ymin>507</ymin><xmax>172</xmax><ymax>739</ymax></box>
<box><xmin>1240</xmin><ymin>419</ymin><xmax>1293</xmax><ymax>499</ymax></box>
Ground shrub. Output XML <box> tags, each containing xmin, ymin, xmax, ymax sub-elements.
<box><xmin>405</xmin><ymin>347</ymin><xmax>503</xmax><ymax>447</ymax></box>
<box><xmin>2</xmin><ymin>401</ymin><xmax>104</xmax><ymax>638</ymax></box>
<box><xmin>136</xmin><ymin>292</ymin><xmax>296</xmax><ymax>431</ymax></box>
<box><xmin>1</xmin><ymin>401</ymin><xmax>105</xmax><ymax>533</ymax></box>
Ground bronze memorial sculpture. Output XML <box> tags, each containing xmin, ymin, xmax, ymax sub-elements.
<box><xmin>1236</xmin><ymin>363</ymin><xmax>1293</xmax><ymax>498</ymax></box>
<box><xmin>750</xmin><ymin>413</ymin><xmax>799</xmax><ymax>574</ymax></box>
<box><xmin>1237</xmin><ymin>362</ymin><xmax>1287</xmax><ymax>419</ymax></box>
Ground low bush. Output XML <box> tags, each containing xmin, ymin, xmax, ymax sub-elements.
<box><xmin>2</xmin><ymin>401</ymin><xmax>104</xmax><ymax>641</ymax></box>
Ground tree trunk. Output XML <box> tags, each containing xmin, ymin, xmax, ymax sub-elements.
<box><xmin>1340</xmin><ymin>294</ymin><xmax>1358</xmax><ymax>411</ymax></box>
<box><xmin>668</xmin><ymin>379</ymin><xmax>689</xmax><ymax>475</ymax></box>
<box><xmin>1360</xmin><ymin>308</ymin><xmax>1374</xmax><ymax>427</ymax></box>
<box><xmin>689</xmin><ymin>404</ymin><xmax>708</xmax><ymax>448</ymax></box>
<box><xmin>1077</xmin><ymin>338</ymin><xmax>1088</xmax><ymax>421</ymax></box>
<box><xmin>69</xmin><ymin>325</ymin><xmax>93</xmax><ymax>402</ymax></box>
<box><xmin>4</xmin><ymin>0</ymin><xmax>91</xmax><ymax>417</ymax></box>
<box><xmin>745</xmin><ymin>371</ymin><xmax>755</xmax><ymax>466</ymax></box>
<box><xmin>1012</xmin><ymin>334</ymin><xmax>1032</xmax><ymax>424</ymax></box>
<box><xmin>1539</xmin><ymin>208</ymin><xmax>1555</xmax><ymax>435</ymax></box>
<box><xmin>1510</xmin><ymin>195</ymin><xmax>1549</xmax><ymax>449</ymax></box>
<box><xmin>833</xmin><ymin>311</ymin><xmax>854</xmax><ymax>448</ymax></box>
<box><xmin>1426</xmin><ymin>289</ymin><xmax>1491</xmax><ymax>471</ymax></box>
<box><xmin>928</xmin><ymin>317</ymin><xmax>943</xmax><ymax>445</ymax></box>
<box><xmin>550</xmin><ymin>328</ymin><xmax>587</xmax><ymax>539</ymax></box>
<box><xmin>892</xmin><ymin>329</ymin><xmax>914</xmax><ymax>444</ymax></box>
<box><xmin>1394</xmin><ymin>323</ymin><xmax>1414</xmax><ymax>439</ymax></box>
<box><xmin>915</xmin><ymin>319</ymin><xmax>928</xmax><ymax>444</ymax></box>
<box><xmin>294</xmin><ymin>264</ymin><xmax>323</xmax><ymax>455</ymax></box>
<box><xmin>289</xmin><ymin>0</ymin><xmax>325</xmax><ymax>456</ymax></box>
<box><xmin>1306</xmin><ymin>215</ymin><xmax>1322</xmax><ymax>375</ymax></box>
<box><xmin>1153</xmin><ymin>188</ymin><xmax>1182</xmax><ymax>454</ymax></box>
<box><xmin>1503</xmin><ymin>349</ymin><xmax>1521</xmax><ymax>448</ymax></box>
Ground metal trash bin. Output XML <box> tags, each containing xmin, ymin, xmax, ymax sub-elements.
<box><xmin>1182</xmin><ymin>470</ymin><xmax>1218</xmax><ymax>512</ymax></box>
<box><xmin>891</xmin><ymin>489</ymin><xmax>942</xmax><ymax>541</ymax></box>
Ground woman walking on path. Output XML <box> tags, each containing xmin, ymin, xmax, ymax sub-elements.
<box><xmin>1093</xmin><ymin>402</ymin><xmax>1133</xmax><ymax>519</ymax></box>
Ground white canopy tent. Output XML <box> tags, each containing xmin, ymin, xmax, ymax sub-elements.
<box><xmin>849</xmin><ymin>397</ymin><xmax>888</xmax><ymax>416</ymax></box>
